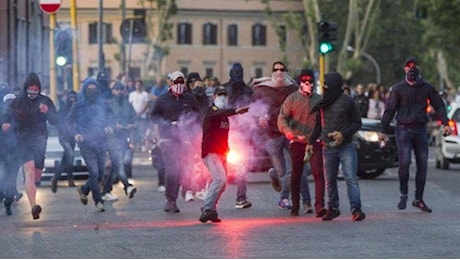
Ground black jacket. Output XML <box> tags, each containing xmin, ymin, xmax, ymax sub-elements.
<box><xmin>201</xmin><ymin>106</ymin><xmax>237</xmax><ymax>158</ymax></box>
<box><xmin>151</xmin><ymin>91</ymin><xmax>200</xmax><ymax>139</ymax></box>
<box><xmin>309</xmin><ymin>93</ymin><xmax>362</xmax><ymax>145</ymax></box>
<box><xmin>381</xmin><ymin>79</ymin><xmax>448</xmax><ymax>133</ymax></box>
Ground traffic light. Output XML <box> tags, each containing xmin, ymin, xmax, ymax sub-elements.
<box><xmin>318</xmin><ymin>20</ymin><xmax>337</xmax><ymax>54</ymax></box>
<box><xmin>55</xmin><ymin>29</ymin><xmax>72</xmax><ymax>67</ymax></box>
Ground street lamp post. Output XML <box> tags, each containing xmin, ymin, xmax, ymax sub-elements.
<box><xmin>347</xmin><ymin>45</ymin><xmax>381</xmax><ymax>84</ymax></box>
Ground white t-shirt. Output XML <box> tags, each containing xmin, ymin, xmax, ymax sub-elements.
<box><xmin>129</xmin><ymin>90</ymin><xmax>150</xmax><ymax>118</ymax></box>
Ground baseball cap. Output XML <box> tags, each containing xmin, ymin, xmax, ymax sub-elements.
<box><xmin>169</xmin><ymin>71</ymin><xmax>185</xmax><ymax>82</ymax></box>
<box><xmin>404</xmin><ymin>57</ymin><xmax>418</xmax><ymax>67</ymax></box>
<box><xmin>3</xmin><ymin>93</ymin><xmax>15</xmax><ymax>102</ymax></box>
<box><xmin>214</xmin><ymin>86</ymin><xmax>228</xmax><ymax>96</ymax></box>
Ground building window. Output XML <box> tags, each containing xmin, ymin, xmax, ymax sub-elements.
<box><xmin>205</xmin><ymin>68</ymin><xmax>214</xmax><ymax>78</ymax></box>
<box><xmin>177</xmin><ymin>23</ymin><xmax>192</xmax><ymax>44</ymax></box>
<box><xmin>180</xmin><ymin>67</ymin><xmax>189</xmax><ymax>76</ymax></box>
<box><xmin>87</xmin><ymin>67</ymin><xmax>112</xmax><ymax>80</ymax></box>
<box><xmin>227</xmin><ymin>24</ymin><xmax>238</xmax><ymax>46</ymax></box>
<box><xmin>278</xmin><ymin>25</ymin><xmax>287</xmax><ymax>47</ymax></box>
<box><xmin>252</xmin><ymin>23</ymin><xmax>266</xmax><ymax>46</ymax></box>
<box><xmin>255</xmin><ymin>67</ymin><xmax>263</xmax><ymax>78</ymax></box>
<box><xmin>203</xmin><ymin>23</ymin><xmax>217</xmax><ymax>45</ymax></box>
<box><xmin>89</xmin><ymin>22</ymin><xmax>115</xmax><ymax>44</ymax></box>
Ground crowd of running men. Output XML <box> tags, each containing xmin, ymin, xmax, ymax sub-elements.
<box><xmin>0</xmin><ymin>56</ymin><xmax>450</xmax><ymax>222</ymax></box>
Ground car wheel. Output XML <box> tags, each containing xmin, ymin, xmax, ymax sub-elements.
<box><xmin>357</xmin><ymin>168</ymin><xmax>385</xmax><ymax>179</ymax></box>
<box><xmin>440</xmin><ymin>156</ymin><xmax>450</xmax><ymax>170</ymax></box>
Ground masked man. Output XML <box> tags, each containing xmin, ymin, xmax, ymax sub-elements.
<box><xmin>151</xmin><ymin>71</ymin><xmax>200</xmax><ymax>213</ymax></box>
<box><xmin>1</xmin><ymin>73</ymin><xmax>60</xmax><ymax>220</ymax></box>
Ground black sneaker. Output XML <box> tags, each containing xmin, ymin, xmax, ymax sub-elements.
<box><xmin>322</xmin><ymin>208</ymin><xmax>340</xmax><ymax>221</ymax></box>
<box><xmin>77</xmin><ymin>186</ymin><xmax>88</xmax><ymax>205</ymax></box>
<box><xmin>31</xmin><ymin>205</ymin><xmax>42</xmax><ymax>220</ymax></box>
<box><xmin>199</xmin><ymin>210</ymin><xmax>222</xmax><ymax>223</ymax></box>
<box><xmin>412</xmin><ymin>199</ymin><xmax>432</xmax><ymax>213</ymax></box>
<box><xmin>268</xmin><ymin>168</ymin><xmax>281</xmax><ymax>192</ymax></box>
<box><xmin>290</xmin><ymin>209</ymin><xmax>299</xmax><ymax>216</ymax></box>
<box><xmin>51</xmin><ymin>177</ymin><xmax>58</xmax><ymax>194</ymax></box>
<box><xmin>235</xmin><ymin>199</ymin><xmax>252</xmax><ymax>209</ymax></box>
<box><xmin>5</xmin><ymin>202</ymin><xmax>12</xmax><ymax>216</ymax></box>
<box><xmin>14</xmin><ymin>193</ymin><xmax>23</xmax><ymax>202</ymax></box>
<box><xmin>351</xmin><ymin>208</ymin><xmax>366</xmax><ymax>221</ymax></box>
<box><xmin>163</xmin><ymin>200</ymin><xmax>180</xmax><ymax>213</ymax></box>
<box><xmin>398</xmin><ymin>194</ymin><xmax>408</xmax><ymax>210</ymax></box>
<box><xmin>316</xmin><ymin>207</ymin><xmax>327</xmax><ymax>218</ymax></box>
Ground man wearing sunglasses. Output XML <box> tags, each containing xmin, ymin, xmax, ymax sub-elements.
<box><xmin>251</xmin><ymin>61</ymin><xmax>297</xmax><ymax>210</ymax></box>
<box><xmin>278</xmin><ymin>69</ymin><xmax>326</xmax><ymax>217</ymax></box>
<box><xmin>151</xmin><ymin>71</ymin><xmax>200</xmax><ymax>213</ymax></box>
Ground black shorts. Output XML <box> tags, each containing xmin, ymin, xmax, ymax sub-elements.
<box><xmin>16</xmin><ymin>137</ymin><xmax>47</xmax><ymax>169</ymax></box>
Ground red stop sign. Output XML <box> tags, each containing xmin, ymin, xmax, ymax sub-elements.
<box><xmin>39</xmin><ymin>0</ymin><xmax>61</xmax><ymax>14</ymax></box>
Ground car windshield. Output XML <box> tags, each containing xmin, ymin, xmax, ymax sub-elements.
<box><xmin>453</xmin><ymin>109</ymin><xmax>460</xmax><ymax>122</ymax></box>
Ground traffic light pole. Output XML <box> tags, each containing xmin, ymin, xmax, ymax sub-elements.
<box><xmin>319</xmin><ymin>53</ymin><xmax>325</xmax><ymax>94</ymax></box>
<box><xmin>70</xmin><ymin>0</ymin><xmax>80</xmax><ymax>91</ymax></box>
<box><xmin>49</xmin><ymin>13</ymin><xmax>57</xmax><ymax>104</ymax></box>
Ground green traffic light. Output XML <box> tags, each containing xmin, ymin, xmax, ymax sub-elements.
<box><xmin>56</xmin><ymin>56</ymin><xmax>67</xmax><ymax>67</ymax></box>
<box><xmin>320</xmin><ymin>42</ymin><xmax>333</xmax><ymax>54</ymax></box>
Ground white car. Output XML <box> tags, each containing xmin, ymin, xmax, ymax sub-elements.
<box><xmin>435</xmin><ymin>102</ymin><xmax>460</xmax><ymax>169</ymax></box>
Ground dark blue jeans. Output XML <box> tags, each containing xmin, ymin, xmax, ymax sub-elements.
<box><xmin>323</xmin><ymin>142</ymin><xmax>362</xmax><ymax>211</ymax></box>
<box><xmin>54</xmin><ymin>137</ymin><xmax>76</xmax><ymax>180</ymax></box>
<box><xmin>79</xmin><ymin>145</ymin><xmax>106</xmax><ymax>205</ymax></box>
<box><xmin>103</xmin><ymin>136</ymin><xmax>131</xmax><ymax>194</ymax></box>
<box><xmin>395</xmin><ymin>124</ymin><xmax>429</xmax><ymax>200</ymax></box>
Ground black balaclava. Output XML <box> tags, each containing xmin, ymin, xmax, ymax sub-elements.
<box><xmin>230</xmin><ymin>63</ymin><xmax>244</xmax><ymax>83</ymax></box>
<box><xmin>67</xmin><ymin>90</ymin><xmax>78</xmax><ymax>108</ymax></box>
<box><xmin>311</xmin><ymin>72</ymin><xmax>343</xmax><ymax>113</ymax></box>
<box><xmin>82</xmin><ymin>78</ymin><xmax>99</xmax><ymax>103</ymax></box>
<box><xmin>23</xmin><ymin>72</ymin><xmax>42</xmax><ymax>100</ymax></box>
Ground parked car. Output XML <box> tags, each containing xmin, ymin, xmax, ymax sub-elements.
<box><xmin>354</xmin><ymin>118</ymin><xmax>399</xmax><ymax>179</ymax></box>
<box><xmin>226</xmin><ymin>117</ymin><xmax>398</xmax><ymax>180</ymax></box>
<box><xmin>435</xmin><ymin>102</ymin><xmax>460</xmax><ymax>170</ymax></box>
<box><xmin>41</xmin><ymin>125</ymin><xmax>88</xmax><ymax>181</ymax></box>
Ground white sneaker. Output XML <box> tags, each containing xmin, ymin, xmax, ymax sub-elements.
<box><xmin>95</xmin><ymin>202</ymin><xmax>105</xmax><ymax>212</ymax></box>
<box><xmin>102</xmin><ymin>193</ymin><xmax>119</xmax><ymax>201</ymax></box>
<box><xmin>157</xmin><ymin>185</ymin><xmax>166</xmax><ymax>192</ymax></box>
<box><xmin>185</xmin><ymin>190</ymin><xmax>194</xmax><ymax>202</ymax></box>
<box><xmin>195</xmin><ymin>189</ymin><xmax>207</xmax><ymax>200</ymax></box>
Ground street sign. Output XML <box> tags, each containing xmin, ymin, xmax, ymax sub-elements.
<box><xmin>39</xmin><ymin>0</ymin><xmax>61</xmax><ymax>14</ymax></box>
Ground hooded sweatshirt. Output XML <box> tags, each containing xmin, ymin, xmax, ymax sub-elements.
<box><xmin>67</xmin><ymin>78</ymin><xmax>116</xmax><ymax>149</ymax></box>
<box><xmin>2</xmin><ymin>72</ymin><xmax>59</xmax><ymax>139</ymax></box>
<box><xmin>251</xmin><ymin>75</ymin><xmax>297</xmax><ymax>138</ymax></box>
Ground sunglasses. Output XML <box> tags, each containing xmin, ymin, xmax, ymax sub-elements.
<box><xmin>173</xmin><ymin>78</ymin><xmax>185</xmax><ymax>84</ymax></box>
<box><xmin>300</xmin><ymin>75</ymin><xmax>314</xmax><ymax>84</ymax></box>
<box><xmin>272</xmin><ymin>68</ymin><xmax>286</xmax><ymax>72</ymax></box>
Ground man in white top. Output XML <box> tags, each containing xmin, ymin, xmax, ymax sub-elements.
<box><xmin>129</xmin><ymin>79</ymin><xmax>150</xmax><ymax>151</ymax></box>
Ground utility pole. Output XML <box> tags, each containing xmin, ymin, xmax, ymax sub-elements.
<box><xmin>49</xmin><ymin>13</ymin><xmax>57</xmax><ymax>103</ymax></box>
<box><xmin>70</xmin><ymin>0</ymin><xmax>80</xmax><ymax>91</ymax></box>
<box><xmin>121</xmin><ymin>0</ymin><xmax>126</xmax><ymax>75</ymax></box>
<box><xmin>98</xmin><ymin>0</ymin><xmax>105</xmax><ymax>73</ymax></box>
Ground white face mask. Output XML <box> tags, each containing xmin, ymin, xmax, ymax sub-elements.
<box><xmin>214</xmin><ymin>96</ymin><xmax>228</xmax><ymax>109</ymax></box>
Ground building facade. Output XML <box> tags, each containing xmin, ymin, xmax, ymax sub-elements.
<box><xmin>0</xmin><ymin>0</ymin><xmax>305</xmax><ymax>90</ymax></box>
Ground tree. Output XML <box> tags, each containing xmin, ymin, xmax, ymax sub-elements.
<box><xmin>139</xmin><ymin>0</ymin><xmax>177</xmax><ymax>77</ymax></box>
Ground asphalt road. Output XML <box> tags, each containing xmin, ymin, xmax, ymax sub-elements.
<box><xmin>1</xmin><ymin>150</ymin><xmax>460</xmax><ymax>259</ymax></box>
